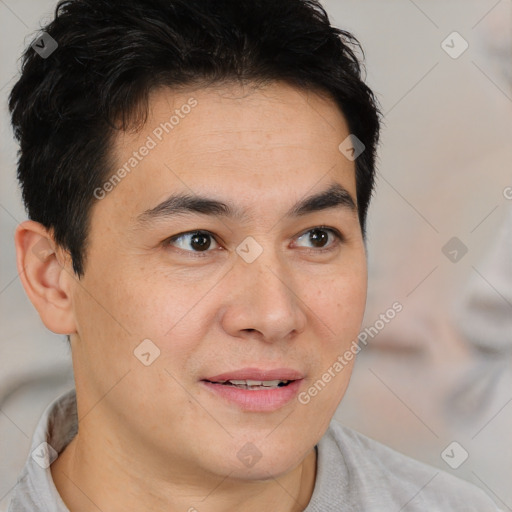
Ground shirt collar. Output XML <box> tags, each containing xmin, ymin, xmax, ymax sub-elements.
<box><xmin>9</xmin><ymin>388</ymin><xmax>77</xmax><ymax>512</ymax></box>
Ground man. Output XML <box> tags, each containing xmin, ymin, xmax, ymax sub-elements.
<box><xmin>6</xmin><ymin>0</ymin><xmax>502</xmax><ymax>510</ymax></box>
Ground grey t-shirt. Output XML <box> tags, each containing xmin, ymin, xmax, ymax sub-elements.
<box><xmin>7</xmin><ymin>388</ymin><xmax>503</xmax><ymax>511</ymax></box>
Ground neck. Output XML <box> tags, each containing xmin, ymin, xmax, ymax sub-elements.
<box><xmin>51</xmin><ymin>427</ymin><xmax>317</xmax><ymax>512</ymax></box>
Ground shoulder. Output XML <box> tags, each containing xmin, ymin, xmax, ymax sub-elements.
<box><xmin>320</xmin><ymin>420</ymin><xmax>502</xmax><ymax>511</ymax></box>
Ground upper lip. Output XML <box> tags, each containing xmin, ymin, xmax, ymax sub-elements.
<box><xmin>204</xmin><ymin>367</ymin><xmax>304</xmax><ymax>382</ymax></box>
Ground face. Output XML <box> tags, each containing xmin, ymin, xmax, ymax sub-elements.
<box><xmin>69</xmin><ymin>81</ymin><xmax>367</xmax><ymax>481</ymax></box>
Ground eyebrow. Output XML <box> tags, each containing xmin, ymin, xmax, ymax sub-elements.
<box><xmin>136</xmin><ymin>182</ymin><xmax>357</xmax><ymax>226</ymax></box>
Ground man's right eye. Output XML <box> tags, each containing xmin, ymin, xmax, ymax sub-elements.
<box><xmin>164</xmin><ymin>230</ymin><xmax>220</xmax><ymax>254</ymax></box>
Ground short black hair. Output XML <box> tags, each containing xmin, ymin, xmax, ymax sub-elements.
<box><xmin>9</xmin><ymin>0</ymin><xmax>381</xmax><ymax>278</ymax></box>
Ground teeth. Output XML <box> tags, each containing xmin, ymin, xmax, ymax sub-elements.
<box><xmin>226</xmin><ymin>379</ymin><xmax>289</xmax><ymax>388</ymax></box>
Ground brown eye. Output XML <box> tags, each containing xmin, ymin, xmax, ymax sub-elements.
<box><xmin>294</xmin><ymin>226</ymin><xmax>343</xmax><ymax>251</ymax></box>
<box><xmin>307</xmin><ymin>228</ymin><xmax>330</xmax><ymax>248</ymax></box>
<box><xmin>166</xmin><ymin>230</ymin><xmax>218</xmax><ymax>253</ymax></box>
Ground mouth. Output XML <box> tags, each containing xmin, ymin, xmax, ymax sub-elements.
<box><xmin>203</xmin><ymin>378</ymin><xmax>294</xmax><ymax>390</ymax></box>
<box><xmin>201</xmin><ymin>368</ymin><xmax>304</xmax><ymax>412</ymax></box>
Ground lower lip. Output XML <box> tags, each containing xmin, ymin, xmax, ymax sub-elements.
<box><xmin>201</xmin><ymin>379</ymin><xmax>303</xmax><ymax>412</ymax></box>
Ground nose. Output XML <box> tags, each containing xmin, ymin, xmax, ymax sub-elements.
<box><xmin>219</xmin><ymin>249</ymin><xmax>307</xmax><ymax>344</ymax></box>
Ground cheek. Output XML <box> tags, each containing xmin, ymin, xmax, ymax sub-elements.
<box><xmin>296</xmin><ymin>261</ymin><xmax>366</xmax><ymax>414</ymax></box>
<box><xmin>79</xmin><ymin>256</ymin><xmax>193</xmax><ymax>339</ymax></box>
<box><xmin>88</xmin><ymin>263</ymin><xmax>218</xmax><ymax>376</ymax></box>
<box><xmin>306</xmin><ymin>263</ymin><xmax>367</xmax><ymax>341</ymax></box>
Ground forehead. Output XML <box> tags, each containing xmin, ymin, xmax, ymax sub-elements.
<box><xmin>100</xmin><ymin>81</ymin><xmax>357</xmax><ymax>226</ymax></box>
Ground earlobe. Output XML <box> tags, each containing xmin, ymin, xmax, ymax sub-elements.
<box><xmin>14</xmin><ymin>220</ymin><xmax>77</xmax><ymax>335</ymax></box>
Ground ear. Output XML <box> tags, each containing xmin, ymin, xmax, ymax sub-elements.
<box><xmin>14</xmin><ymin>220</ymin><xmax>77</xmax><ymax>335</ymax></box>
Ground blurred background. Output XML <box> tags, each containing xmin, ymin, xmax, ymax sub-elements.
<box><xmin>1</xmin><ymin>0</ymin><xmax>511</xmax><ymax>510</ymax></box>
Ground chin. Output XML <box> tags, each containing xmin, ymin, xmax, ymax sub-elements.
<box><xmin>209</xmin><ymin>440</ymin><xmax>311</xmax><ymax>481</ymax></box>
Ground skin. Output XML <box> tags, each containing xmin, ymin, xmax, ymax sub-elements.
<box><xmin>15</xmin><ymin>80</ymin><xmax>368</xmax><ymax>512</ymax></box>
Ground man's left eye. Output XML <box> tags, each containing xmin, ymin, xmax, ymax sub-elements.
<box><xmin>294</xmin><ymin>227</ymin><xmax>343</xmax><ymax>251</ymax></box>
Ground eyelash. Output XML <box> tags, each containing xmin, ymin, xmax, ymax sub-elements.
<box><xmin>163</xmin><ymin>226</ymin><xmax>344</xmax><ymax>258</ymax></box>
